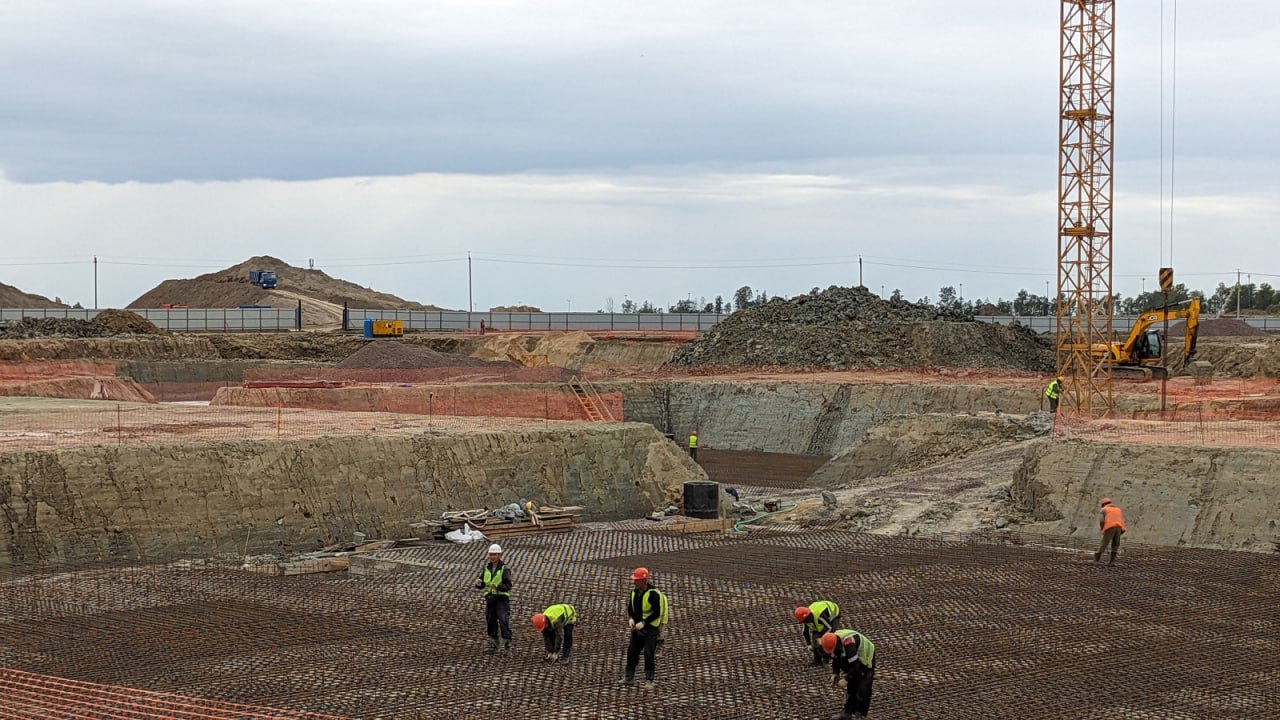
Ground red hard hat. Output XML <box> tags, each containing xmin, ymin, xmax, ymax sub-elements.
<box><xmin>531</xmin><ymin>613</ymin><xmax>548</xmax><ymax>632</ymax></box>
<box><xmin>794</xmin><ymin>606</ymin><xmax>812</xmax><ymax>623</ymax></box>
<box><xmin>631</xmin><ymin>567</ymin><xmax>650</xmax><ymax>581</ymax></box>
<box><xmin>820</xmin><ymin>632</ymin><xmax>839</xmax><ymax>655</ymax></box>
<box><xmin>1100</xmin><ymin>498</ymin><xmax>1112</xmax><ymax>507</ymax></box>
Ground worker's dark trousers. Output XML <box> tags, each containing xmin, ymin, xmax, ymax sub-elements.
<box><xmin>625</xmin><ymin>626</ymin><xmax>660</xmax><ymax>681</ymax></box>
<box><xmin>1048</xmin><ymin>396</ymin><xmax>1059</xmax><ymax>413</ymax></box>
<box><xmin>805</xmin><ymin>620</ymin><xmax>841</xmax><ymax>665</ymax></box>
<box><xmin>689</xmin><ymin>447</ymin><xmax>698</xmax><ymax>462</ymax></box>
<box><xmin>1096</xmin><ymin>527</ymin><xmax>1122</xmax><ymax>562</ymax></box>
<box><xmin>542</xmin><ymin>624</ymin><xmax>574</xmax><ymax>656</ymax></box>
<box><xmin>485</xmin><ymin>597</ymin><xmax>511</xmax><ymax>642</ymax></box>
<box><xmin>843</xmin><ymin>665</ymin><xmax>875</xmax><ymax>717</ymax></box>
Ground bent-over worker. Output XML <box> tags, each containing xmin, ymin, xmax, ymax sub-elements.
<box><xmin>532</xmin><ymin>604</ymin><xmax>577</xmax><ymax>664</ymax></box>
<box><xmin>795</xmin><ymin>600</ymin><xmax>841</xmax><ymax>666</ymax></box>
<box><xmin>1095</xmin><ymin>498</ymin><xmax>1126</xmax><ymax>566</ymax></box>
<box><xmin>822</xmin><ymin>629</ymin><xmax>877</xmax><ymax>720</ymax></box>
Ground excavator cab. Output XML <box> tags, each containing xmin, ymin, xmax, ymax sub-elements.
<box><xmin>1131</xmin><ymin>329</ymin><xmax>1161</xmax><ymax>361</ymax></box>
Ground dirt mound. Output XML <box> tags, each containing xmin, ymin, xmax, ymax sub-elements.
<box><xmin>337</xmin><ymin>340</ymin><xmax>510</xmax><ymax>369</ymax></box>
<box><xmin>490</xmin><ymin>305</ymin><xmax>542</xmax><ymax>312</ymax></box>
<box><xmin>668</xmin><ymin>286</ymin><xmax>1054</xmax><ymax>371</ymax></box>
<box><xmin>1191</xmin><ymin>338</ymin><xmax>1280</xmax><ymax>378</ymax></box>
<box><xmin>1</xmin><ymin>311</ymin><xmax>164</xmax><ymax>339</ymax></box>
<box><xmin>0</xmin><ymin>280</ymin><xmax>67</xmax><ymax>308</ymax></box>
<box><xmin>1169</xmin><ymin>317</ymin><xmax>1267</xmax><ymax>337</ymax></box>
<box><xmin>128</xmin><ymin>256</ymin><xmax>446</xmax><ymax>318</ymax></box>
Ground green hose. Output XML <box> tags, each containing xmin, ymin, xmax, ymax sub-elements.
<box><xmin>730</xmin><ymin>501</ymin><xmax>800</xmax><ymax>534</ymax></box>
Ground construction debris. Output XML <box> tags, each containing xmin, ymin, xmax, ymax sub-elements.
<box><xmin>667</xmin><ymin>285</ymin><xmax>1054</xmax><ymax>371</ymax></box>
<box><xmin>430</xmin><ymin>505</ymin><xmax>582</xmax><ymax>540</ymax></box>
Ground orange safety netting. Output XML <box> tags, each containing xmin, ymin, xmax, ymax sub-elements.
<box><xmin>0</xmin><ymin>667</ymin><xmax>345</xmax><ymax>720</ymax></box>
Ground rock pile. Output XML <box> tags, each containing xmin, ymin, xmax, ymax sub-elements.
<box><xmin>667</xmin><ymin>286</ymin><xmax>1053</xmax><ymax>371</ymax></box>
<box><xmin>1</xmin><ymin>311</ymin><xmax>165</xmax><ymax>339</ymax></box>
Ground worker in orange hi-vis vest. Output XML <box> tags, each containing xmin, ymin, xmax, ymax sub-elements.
<box><xmin>1094</xmin><ymin>498</ymin><xmax>1127</xmax><ymax>566</ymax></box>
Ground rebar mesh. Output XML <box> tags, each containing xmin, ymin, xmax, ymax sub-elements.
<box><xmin>1</xmin><ymin>529</ymin><xmax>1276</xmax><ymax>719</ymax></box>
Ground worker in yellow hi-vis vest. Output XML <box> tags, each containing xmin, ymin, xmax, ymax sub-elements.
<box><xmin>688</xmin><ymin>429</ymin><xmax>699</xmax><ymax>462</ymax></box>
<box><xmin>1044</xmin><ymin>377</ymin><xmax>1063</xmax><ymax>414</ymax></box>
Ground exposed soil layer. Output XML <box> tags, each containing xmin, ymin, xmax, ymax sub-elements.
<box><xmin>337</xmin><ymin>340</ymin><xmax>510</xmax><ymax>369</ymax></box>
<box><xmin>668</xmin><ymin>286</ymin><xmax>1054</xmax><ymax>371</ymax></box>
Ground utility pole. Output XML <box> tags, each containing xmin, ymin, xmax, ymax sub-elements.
<box><xmin>93</xmin><ymin>256</ymin><xmax>98</xmax><ymax>309</ymax></box>
<box><xmin>1236</xmin><ymin>269</ymin><xmax>1242</xmax><ymax>319</ymax></box>
<box><xmin>959</xmin><ymin>282</ymin><xmax>964</xmax><ymax>303</ymax></box>
<box><xmin>468</xmin><ymin>253</ymin><xmax>473</xmax><ymax>313</ymax></box>
<box><xmin>858</xmin><ymin>256</ymin><xmax>863</xmax><ymax>287</ymax></box>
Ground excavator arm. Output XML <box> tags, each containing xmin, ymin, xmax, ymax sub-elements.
<box><xmin>1113</xmin><ymin>297</ymin><xmax>1200</xmax><ymax>368</ymax></box>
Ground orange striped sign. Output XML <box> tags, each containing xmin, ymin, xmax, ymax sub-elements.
<box><xmin>1159</xmin><ymin>267</ymin><xmax>1173</xmax><ymax>292</ymax></box>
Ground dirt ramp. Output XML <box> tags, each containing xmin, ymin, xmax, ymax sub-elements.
<box><xmin>808</xmin><ymin>413</ymin><xmax>1049</xmax><ymax>487</ymax></box>
<box><xmin>1011</xmin><ymin>438</ymin><xmax>1280</xmax><ymax>551</ymax></box>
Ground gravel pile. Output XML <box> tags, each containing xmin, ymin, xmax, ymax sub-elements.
<box><xmin>1168</xmin><ymin>318</ymin><xmax>1267</xmax><ymax>338</ymax></box>
<box><xmin>337</xmin><ymin>341</ymin><xmax>513</xmax><ymax>369</ymax></box>
<box><xmin>1</xmin><ymin>311</ymin><xmax>164</xmax><ymax>339</ymax></box>
<box><xmin>668</xmin><ymin>286</ymin><xmax>1054</xmax><ymax>371</ymax></box>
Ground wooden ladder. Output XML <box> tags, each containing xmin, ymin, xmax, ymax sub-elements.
<box><xmin>568</xmin><ymin>376</ymin><xmax>614</xmax><ymax>422</ymax></box>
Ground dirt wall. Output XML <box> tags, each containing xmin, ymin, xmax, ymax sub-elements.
<box><xmin>0</xmin><ymin>423</ymin><xmax>695</xmax><ymax>565</ymax></box>
<box><xmin>807</xmin><ymin>413</ymin><xmax>1049</xmax><ymax>487</ymax></box>
<box><xmin>212</xmin><ymin>384</ymin><xmax>624</xmax><ymax>422</ymax></box>
<box><xmin>611</xmin><ymin>381</ymin><xmax>1047</xmax><ymax>455</ymax></box>
<box><xmin>1011</xmin><ymin>438</ymin><xmax>1280</xmax><ymax>551</ymax></box>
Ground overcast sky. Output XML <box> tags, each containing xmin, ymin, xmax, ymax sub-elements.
<box><xmin>2</xmin><ymin>1</ymin><xmax>1278</xmax><ymax>311</ymax></box>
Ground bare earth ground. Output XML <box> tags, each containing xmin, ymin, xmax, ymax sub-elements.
<box><xmin>0</xmin><ymin>396</ymin><xmax>571</xmax><ymax>450</ymax></box>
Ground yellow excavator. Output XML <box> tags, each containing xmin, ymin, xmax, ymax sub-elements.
<box><xmin>1094</xmin><ymin>297</ymin><xmax>1200</xmax><ymax>380</ymax></box>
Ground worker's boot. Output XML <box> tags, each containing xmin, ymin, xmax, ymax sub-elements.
<box><xmin>829</xmin><ymin>712</ymin><xmax>853</xmax><ymax>720</ymax></box>
<box><xmin>557</xmin><ymin>649</ymin><xmax>571</xmax><ymax>664</ymax></box>
<box><xmin>1093</xmin><ymin>552</ymin><xmax>1102</xmax><ymax>563</ymax></box>
<box><xmin>484</xmin><ymin>638</ymin><xmax>498</xmax><ymax>655</ymax></box>
<box><xmin>501</xmin><ymin>640</ymin><xmax>512</xmax><ymax>657</ymax></box>
<box><xmin>618</xmin><ymin>673</ymin><xmax>635</xmax><ymax>686</ymax></box>
<box><xmin>1108</xmin><ymin>552</ymin><xmax>1117</xmax><ymax>566</ymax></box>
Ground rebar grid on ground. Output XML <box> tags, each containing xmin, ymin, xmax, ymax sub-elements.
<box><xmin>1</xmin><ymin>529</ymin><xmax>1276</xmax><ymax>719</ymax></box>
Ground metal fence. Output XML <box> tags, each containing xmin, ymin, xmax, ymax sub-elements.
<box><xmin>0</xmin><ymin>307</ymin><xmax>300</xmax><ymax>332</ymax></box>
<box><xmin>978</xmin><ymin>314</ymin><xmax>1280</xmax><ymax>333</ymax></box>
<box><xmin>345</xmin><ymin>308</ymin><xmax>728</xmax><ymax>333</ymax></box>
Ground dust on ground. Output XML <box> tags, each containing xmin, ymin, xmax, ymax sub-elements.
<box><xmin>668</xmin><ymin>285</ymin><xmax>1053</xmax><ymax>371</ymax></box>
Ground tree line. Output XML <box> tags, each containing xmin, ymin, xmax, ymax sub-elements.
<box><xmin>601</xmin><ymin>281</ymin><xmax>1280</xmax><ymax>315</ymax></box>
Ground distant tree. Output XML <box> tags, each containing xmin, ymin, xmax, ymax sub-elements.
<box><xmin>621</xmin><ymin>298</ymin><xmax>636</xmax><ymax>314</ymax></box>
<box><xmin>1254</xmin><ymin>283</ymin><xmax>1274</xmax><ymax>311</ymax></box>
<box><xmin>889</xmin><ymin>289</ymin><xmax>904</xmax><ymax>303</ymax></box>
<box><xmin>733</xmin><ymin>286</ymin><xmax>754</xmax><ymax>312</ymax></box>
<box><xmin>713</xmin><ymin>295</ymin><xmax>724</xmax><ymax>314</ymax></box>
<box><xmin>71</xmin><ymin>301</ymin><xmax>83</xmax><ymax>309</ymax></box>
<box><xmin>754</xmin><ymin>290</ymin><xmax>769</xmax><ymax>305</ymax></box>
<box><xmin>669</xmin><ymin>299</ymin><xmax>699</xmax><ymax>313</ymax></box>
<box><xmin>637</xmin><ymin>301</ymin><xmax>659</xmax><ymax>313</ymax></box>
<box><xmin>701</xmin><ymin>302</ymin><xmax>715</xmax><ymax>313</ymax></box>
<box><xmin>937</xmin><ymin>286</ymin><xmax>958</xmax><ymax>307</ymax></box>
<box><xmin>604</xmin><ymin>296</ymin><xmax>615</xmax><ymax>313</ymax></box>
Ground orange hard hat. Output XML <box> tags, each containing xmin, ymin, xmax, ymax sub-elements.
<box><xmin>820</xmin><ymin>632</ymin><xmax>839</xmax><ymax>655</ymax></box>
<box><xmin>794</xmin><ymin>606</ymin><xmax>812</xmax><ymax>623</ymax></box>
<box><xmin>531</xmin><ymin>613</ymin><xmax>548</xmax><ymax>632</ymax></box>
<box><xmin>631</xmin><ymin>567</ymin><xmax>650</xmax><ymax>581</ymax></box>
<box><xmin>1100</xmin><ymin>498</ymin><xmax>1112</xmax><ymax>507</ymax></box>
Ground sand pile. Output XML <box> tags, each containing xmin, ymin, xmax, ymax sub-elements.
<box><xmin>1</xmin><ymin>311</ymin><xmax>164</xmax><ymax>339</ymax></box>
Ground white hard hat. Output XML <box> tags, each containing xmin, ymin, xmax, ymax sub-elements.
<box><xmin>488</xmin><ymin>543</ymin><xmax>503</xmax><ymax>554</ymax></box>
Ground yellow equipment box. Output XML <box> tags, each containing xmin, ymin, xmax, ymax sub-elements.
<box><xmin>372</xmin><ymin>320</ymin><xmax>404</xmax><ymax>337</ymax></box>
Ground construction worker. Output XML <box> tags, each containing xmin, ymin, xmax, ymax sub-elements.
<box><xmin>473</xmin><ymin>543</ymin><xmax>513</xmax><ymax>655</ymax></box>
<box><xmin>795</xmin><ymin>600</ymin><xmax>841</xmax><ymax>666</ymax></box>
<box><xmin>688</xmin><ymin>430</ymin><xmax>699</xmax><ymax>462</ymax></box>
<box><xmin>621</xmin><ymin>567</ymin><xmax>666</xmax><ymax>686</ymax></box>
<box><xmin>532</xmin><ymin>603</ymin><xmax>577</xmax><ymax>664</ymax></box>
<box><xmin>1095</xmin><ymin>498</ymin><xmax>1127</xmax><ymax>566</ymax></box>
<box><xmin>821</xmin><ymin>629</ymin><xmax>877</xmax><ymax>720</ymax></box>
<box><xmin>1045</xmin><ymin>376</ymin><xmax>1063</xmax><ymax>413</ymax></box>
